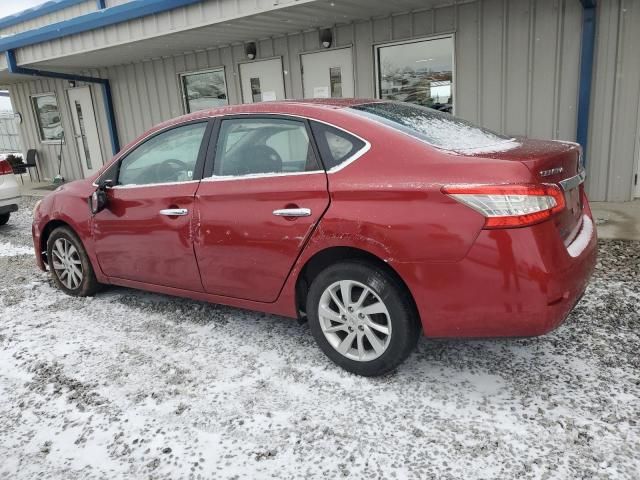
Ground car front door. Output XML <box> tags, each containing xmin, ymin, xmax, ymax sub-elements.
<box><xmin>92</xmin><ymin>121</ymin><xmax>211</xmax><ymax>292</ymax></box>
<box><xmin>194</xmin><ymin>116</ymin><xmax>330</xmax><ymax>302</ymax></box>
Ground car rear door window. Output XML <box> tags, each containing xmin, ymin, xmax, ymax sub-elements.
<box><xmin>118</xmin><ymin>122</ymin><xmax>207</xmax><ymax>186</ymax></box>
<box><xmin>310</xmin><ymin>121</ymin><xmax>366</xmax><ymax>170</ymax></box>
<box><xmin>212</xmin><ymin>118</ymin><xmax>320</xmax><ymax>177</ymax></box>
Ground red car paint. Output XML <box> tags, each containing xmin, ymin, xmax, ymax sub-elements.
<box><xmin>32</xmin><ymin>99</ymin><xmax>597</xmax><ymax>337</ymax></box>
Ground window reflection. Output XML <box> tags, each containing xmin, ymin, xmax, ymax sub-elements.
<box><xmin>181</xmin><ymin>69</ymin><xmax>228</xmax><ymax>113</ymax></box>
<box><xmin>32</xmin><ymin>94</ymin><xmax>64</xmax><ymax>142</ymax></box>
<box><xmin>377</xmin><ymin>37</ymin><xmax>454</xmax><ymax>113</ymax></box>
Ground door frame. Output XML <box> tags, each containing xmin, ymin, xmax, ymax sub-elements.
<box><xmin>237</xmin><ymin>56</ymin><xmax>287</xmax><ymax>103</ymax></box>
<box><xmin>634</xmin><ymin>94</ymin><xmax>640</xmax><ymax>198</ymax></box>
<box><xmin>65</xmin><ymin>85</ymin><xmax>104</xmax><ymax>178</ymax></box>
<box><xmin>299</xmin><ymin>45</ymin><xmax>355</xmax><ymax>99</ymax></box>
<box><xmin>634</xmin><ymin>136</ymin><xmax>640</xmax><ymax>198</ymax></box>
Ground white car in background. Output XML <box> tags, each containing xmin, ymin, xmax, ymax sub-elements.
<box><xmin>0</xmin><ymin>158</ymin><xmax>20</xmax><ymax>225</ymax></box>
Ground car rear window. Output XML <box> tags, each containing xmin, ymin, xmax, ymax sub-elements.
<box><xmin>350</xmin><ymin>102</ymin><xmax>517</xmax><ymax>153</ymax></box>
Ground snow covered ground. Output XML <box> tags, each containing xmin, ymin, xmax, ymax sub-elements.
<box><xmin>1</xmin><ymin>197</ymin><xmax>639</xmax><ymax>480</ymax></box>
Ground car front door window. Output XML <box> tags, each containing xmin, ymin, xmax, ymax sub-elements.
<box><xmin>118</xmin><ymin>122</ymin><xmax>207</xmax><ymax>186</ymax></box>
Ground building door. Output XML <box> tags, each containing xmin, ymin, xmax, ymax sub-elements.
<box><xmin>301</xmin><ymin>47</ymin><xmax>354</xmax><ymax>99</ymax></box>
<box><xmin>239</xmin><ymin>58</ymin><xmax>286</xmax><ymax>103</ymax></box>
<box><xmin>67</xmin><ymin>87</ymin><xmax>103</xmax><ymax>178</ymax></box>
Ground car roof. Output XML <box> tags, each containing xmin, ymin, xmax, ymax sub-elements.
<box><xmin>153</xmin><ymin>98</ymin><xmax>383</xmax><ymax>132</ymax></box>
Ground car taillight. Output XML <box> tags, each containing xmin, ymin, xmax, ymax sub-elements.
<box><xmin>442</xmin><ymin>183</ymin><xmax>566</xmax><ymax>228</ymax></box>
<box><xmin>0</xmin><ymin>159</ymin><xmax>13</xmax><ymax>175</ymax></box>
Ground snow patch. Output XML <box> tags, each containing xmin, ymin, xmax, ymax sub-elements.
<box><xmin>400</xmin><ymin>114</ymin><xmax>520</xmax><ymax>153</ymax></box>
<box><xmin>454</xmin><ymin>139</ymin><xmax>522</xmax><ymax>154</ymax></box>
<box><xmin>567</xmin><ymin>215</ymin><xmax>594</xmax><ymax>258</ymax></box>
<box><xmin>0</xmin><ymin>241</ymin><xmax>33</xmax><ymax>257</ymax></box>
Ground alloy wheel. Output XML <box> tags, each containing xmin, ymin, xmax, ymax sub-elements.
<box><xmin>51</xmin><ymin>238</ymin><xmax>84</xmax><ymax>290</ymax></box>
<box><xmin>318</xmin><ymin>280</ymin><xmax>392</xmax><ymax>362</ymax></box>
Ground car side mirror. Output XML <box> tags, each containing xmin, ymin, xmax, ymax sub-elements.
<box><xmin>88</xmin><ymin>180</ymin><xmax>112</xmax><ymax>215</ymax></box>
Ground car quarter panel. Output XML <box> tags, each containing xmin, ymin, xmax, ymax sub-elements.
<box><xmin>305</xmin><ymin>108</ymin><xmax>537</xmax><ymax>264</ymax></box>
<box><xmin>393</xmin><ymin>194</ymin><xmax>598</xmax><ymax>337</ymax></box>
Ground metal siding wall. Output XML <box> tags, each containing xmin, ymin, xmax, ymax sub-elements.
<box><xmin>447</xmin><ymin>0</ymin><xmax>580</xmax><ymax>141</ymax></box>
<box><xmin>586</xmin><ymin>0</ymin><xmax>640</xmax><ymax>201</ymax></box>
<box><xmin>456</xmin><ymin>2</ymin><xmax>479</xmax><ymax>122</ymax></box>
<box><xmin>0</xmin><ymin>1</ymin><xmax>97</xmax><ymax>38</ymax></box>
<box><xmin>557</xmin><ymin>0</ymin><xmax>582</xmax><ymax>141</ymax></box>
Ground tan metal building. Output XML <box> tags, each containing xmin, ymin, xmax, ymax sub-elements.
<box><xmin>0</xmin><ymin>0</ymin><xmax>638</xmax><ymax>201</ymax></box>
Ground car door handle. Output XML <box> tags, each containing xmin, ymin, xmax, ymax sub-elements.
<box><xmin>272</xmin><ymin>208</ymin><xmax>312</xmax><ymax>217</ymax></box>
<box><xmin>159</xmin><ymin>208</ymin><xmax>189</xmax><ymax>216</ymax></box>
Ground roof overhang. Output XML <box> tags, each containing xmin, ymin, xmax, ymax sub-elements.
<box><xmin>0</xmin><ymin>0</ymin><xmax>463</xmax><ymax>84</ymax></box>
<box><xmin>0</xmin><ymin>0</ymin><xmax>203</xmax><ymax>52</ymax></box>
<box><xmin>0</xmin><ymin>0</ymin><xmax>93</xmax><ymax>31</ymax></box>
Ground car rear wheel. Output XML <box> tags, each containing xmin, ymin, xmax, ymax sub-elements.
<box><xmin>0</xmin><ymin>213</ymin><xmax>9</xmax><ymax>225</ymax></box>
<box><xmin>306</xmin><ymin>261</ymin><xmax>420</xmax><ymax>376</ymax></box>
<box><xmin>47</xmin><ymin>227</ymin><xmax>99</xmax><ymax>297</ymax></box>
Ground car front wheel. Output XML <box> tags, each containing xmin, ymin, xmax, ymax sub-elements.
<box><xmin>306</xmin><ymin>261</ymin><xmax>420</xmax><ymax>376</ymax></box>
<box><xmin>0</xmin><ymin>213</ymin><xmax>9</xmax><ymax>225</ymax></box>
<box><xmin>47</xmin><ymin>226</ymin><xmax>99</xmax><ymax>297</ymax></box>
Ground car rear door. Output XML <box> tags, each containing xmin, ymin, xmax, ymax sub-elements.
<box><xmin>194</xmin><ymin>115</ymin><xmax>330</xmax><ymax>302</ymax></box>
<box><xmin>92</xmin><ymin>121</ymin><xmax>212</xmax><ymax>292</ymax></box>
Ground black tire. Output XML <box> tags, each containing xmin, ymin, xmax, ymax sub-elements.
<box><xmin>306</xmin><ymin>260</ymin><xmax>420</xmax><ymax>376</ymax></box>
<box><xmin>0</xmin><ymin>213</ymin><xmax>9</xmax><ymax>225</ymax></box>
<box><xmin>46</xmin><ymin>226</ymin><xmax>100</xmax><ymax>297</ymax></box>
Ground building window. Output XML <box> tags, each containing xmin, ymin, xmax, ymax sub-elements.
<box><xmin>375</xmin><ymin>36</ymin><xmax>454</xmax><ymax>113</ymax></box>
<box><xmin>180</xmin><ymin>68</ymin><xmax>229</xmax><ymax>113</ymax></box>
<box><xmin>32</xmin><ymin>93</ymin><xmax>64</xmax><ymax>142</ymax></box>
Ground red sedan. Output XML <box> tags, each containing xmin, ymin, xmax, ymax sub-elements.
<box><xmin>32</xmin><ymin>99</ymin><xmax>597</xmax><ymax>376</ymax></box>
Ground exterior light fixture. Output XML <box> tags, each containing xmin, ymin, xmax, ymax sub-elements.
<box><xmin>320</xmin><ymin>28</ymin><xmax>332</xmax><ymax>48</ymax></box>
<box><xmin>245</xmin><ymin>42</ymin><xmax>257</xmax><ymax>60</ymax></box>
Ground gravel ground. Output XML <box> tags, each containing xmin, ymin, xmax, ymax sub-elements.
<box><xmin>0</xmin><ymin>196</ymin><xmax>639</xmax><ymax>480</ymax></box>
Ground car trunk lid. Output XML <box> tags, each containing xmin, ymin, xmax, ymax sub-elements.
<box><xmin>472</xmin><ymin>138</ymin><xmax>584</xmax><ymax>242</ymax></box>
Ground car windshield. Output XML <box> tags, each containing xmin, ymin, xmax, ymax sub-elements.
<box><xmin>350</xmin><ymin>102</ymin><xmax>517</xmax><ymax>153</ymax></box>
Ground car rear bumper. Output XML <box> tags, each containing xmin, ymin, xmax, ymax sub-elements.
<box><xmin>0</xmin><ymin>196</ymin><xmax>20</xmax><ymax>215</ymax></box>
<box><xmin>398</xmin><ymin>196</ymin><xmax>598</xmax><ymax>338</ymax></box>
